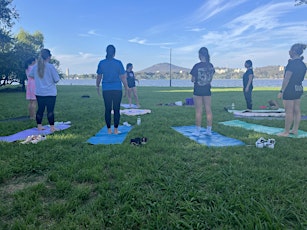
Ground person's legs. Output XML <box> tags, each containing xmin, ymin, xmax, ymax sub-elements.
<box><xmin>204</xmin><ymin>96</ymin><xmax>212</xmax><ymax>127</ymax></box>
<box><xmin>244</xmin><ymin>90</ymin><xmax>252</xmax><ymax>110</ymax></box>
<box><xmin>46</xmin><ymin>96</ymin><xmax>57</xmax><ymax>132</ymax></box>
<box><xmin>193</xmin><ymin>95</ymin><xmax>203</xmax><ymax>130</ymax></box>
<box><xmin>113</xmin><ymin>91</ymin><xmax>122</xmax><ymax>134</ymax></box>
<box><xmin>127</xmin><ymin>88</ymin><xmax>132</xmax><ymax>107</ymax></box>
<box><xmin>36</xmin><ymin>96</ymin><xmax>46</xmax><ymax>130</ymax></box>
<box><xmin>278</xmin><ymin>100</ymin><xmax>294</xmax><ymax>136</ymax></box>
<box><xmin>132</xmin><ymin>87</ymin><xmax>140</xmax><ymax>107</ymax></box>
<box><xmin>29</xmin><ymin>100</ymin><xmax>37</xmax><ymax>119</ymax></box>
<box><xmin>103</xmin><ymin>91</ymin><xmax>113</xmax><ymax>133</ymax></box>
<box><xmin>290</xmin><ymin>99</ymin><xmax>301</xmax><ymax>135</ymax></box>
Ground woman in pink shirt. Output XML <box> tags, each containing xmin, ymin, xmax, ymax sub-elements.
<box><xmin>25</xmin><ymin>57</ymin><xmax>36</xmax><ymax>119</ymax></box>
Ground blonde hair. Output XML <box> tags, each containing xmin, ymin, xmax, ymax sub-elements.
<box><xmin>37</xmin><ymin>49</ymin><xmax>51</xmax><ymax>78</ymax></box>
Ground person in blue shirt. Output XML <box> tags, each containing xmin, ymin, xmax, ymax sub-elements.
<box><xmin>96</xmin><ymin>45</ymin><xmax>128</xmax><ymax>134</ymax></box>
<box><xmin>242</xmin><ymin>60</ymin><xmax>254</xmax><ymax>110</ymax></box>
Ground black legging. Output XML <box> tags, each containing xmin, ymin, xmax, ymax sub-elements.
<box><xmin>244</xmin><ymin>90</ymin><xmax>253</xmax><ymax>110</ymax></box>
<box><xmin>103</xmin><ymin>90</ymin><xmax>122</xmax><ymax>128</ymax></box>
<box><xmin>36</xmin><ymin>95</ymin><xmax>56</xmax><ymax>125</ymax></box>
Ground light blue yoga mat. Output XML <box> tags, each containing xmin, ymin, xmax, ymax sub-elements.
<box><xmin>219</xmin><ymin>120</ymin><xmax>307</xmax><ymax>138</ymax></box>
<box><xmin>0</xmin><ymin>122</ymin><xmax>71</xmax><ymax>143</ymax></box>
<box><xmin>172</xmin><ymin>126</ymin><xmax>245</xmax><ymax>147</ymax></box>
<box><xmin>87</xmin><ymin>125</ymin><xmax>132</xmax><ymax>145</ymax></box>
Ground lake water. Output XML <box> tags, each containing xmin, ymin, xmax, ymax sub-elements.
<box><xmin>57</xmin><ymin>79</ymin><xmax>307</xmax><ymax>88</ymax></box>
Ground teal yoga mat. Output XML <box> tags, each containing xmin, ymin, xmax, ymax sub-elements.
<box><xmin>87</xmin><ymin>125</ymin><xmax>132</xmax><ymax>145</ymax></box>
<box><xmin>219</xmin><ymin>120</ymin><xmax>307</xmax><ymax>138</ymax></box>
<box><xmin>172</xmin><ymin>126</ymin><xmax>245</xmax><ymax>147</ymax></box>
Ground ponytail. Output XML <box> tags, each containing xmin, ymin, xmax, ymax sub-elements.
<box><xmin>37</xmin><ymin>49</ymin><xmax>51</xmax><ymax>78</ymax></box>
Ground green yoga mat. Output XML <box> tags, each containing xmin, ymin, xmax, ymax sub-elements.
<box><xmin>219</xmin><ymin>120</ymin><xmax>307</xmax><ymax>138</ymax></box>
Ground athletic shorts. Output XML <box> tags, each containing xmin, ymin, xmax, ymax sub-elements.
<box><xmin>283</xmin><ymin>85</ymin><xmax>303</xmax><ymax>100</ymax></box>
<box><xmin>193</xmin><ymin>84</ymin><xmax>211</xmax><ymax>96</ymax></box>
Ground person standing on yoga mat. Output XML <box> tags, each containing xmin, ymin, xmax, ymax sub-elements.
<box><xmin>25</xmin><ymin>57</ymin><xmax>37</xmax><ymax>119</ymax></box>
<box><xmin>29</xmin><ymin>49</ymin><xmax>60</xmax><ymax>132</ymax></box>
<box><xmin>96</xmin><ymin>45</ymin><xmax>128</xmax><ymax>134</ymax></box>
<box><xmin>242</xmin><ymin>60</ymin><xmax>254</xmax><ymax>110</ymax></box>
<box><xmin>190</xmin><ymin>47</ymin><xmax>215</xmax><ymax>136</ymax></box>
<box><xmin>126</xmin><ymin>63</ymin><xmax>140</xmax><ymax>108</ymax></box>
<box><xmin>277</xmin><ymin>43</ymin><xmax>307</xmax><ymax>137</ymax></box>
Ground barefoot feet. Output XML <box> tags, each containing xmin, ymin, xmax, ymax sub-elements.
<box><xmin>277</xmin><ymin>132</ymin><xmax>289</xmax><ymax>137</ymax></box>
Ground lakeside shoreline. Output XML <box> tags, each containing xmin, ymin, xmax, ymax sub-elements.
<box><xmin>56</xmin><ymin>78</ymin><xmax>307</xmax><ymax>88</ymax></box>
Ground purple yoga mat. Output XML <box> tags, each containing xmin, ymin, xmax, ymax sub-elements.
<box><xmin>0</xmin><ymin>123</ymin><xmax>71</xmax><ymax>142</ymax></box>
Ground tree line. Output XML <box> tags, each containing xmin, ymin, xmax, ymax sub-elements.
<box><xmin>0</xmin><ymin>0</ymin><xmax>60</xmax><ymax>90</ymax></box>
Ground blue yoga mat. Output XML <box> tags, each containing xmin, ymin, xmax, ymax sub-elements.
<box><xmin>0</xmin><ymin>122</ymin><xmax>71</xmax><ymax>142</ymax></box>
<box><xmin>219</xmin><ymin>120</ymin><xmax>307</xmax><ymax>138</ymax></box>
<box><xmin>87</xmin><ymin>125</ymin><xmax>132</xmax><ymax>145</ymax></box>
<box><xmin>172</xmin><ymin>126</ymin><xmax>245</xmax><ymax>147</ymax></box>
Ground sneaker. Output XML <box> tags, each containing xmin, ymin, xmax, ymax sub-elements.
<box><xmin>265</xmin><ymin>139</ymin><xmax>275</xmax><ymax>149</ymax></box>
<box><xmin>141</xmin><ymin>137</ymin><xmax>148</xmax><ymax>144</ymax></box>
<box><xmin>123</xmin><ymin>121</ymin><xmax>131</xmax><ymax>127</ymax></box>
<box><xmin>31</xmin><ymin>135</ymin><xmax>46</xmax><ymax>144</ymax></box>
<box><xmin>21</xmin><ymin>135</ymin><xmax>34</xmax><ymax>144</ymax></box>
<box><xmin>256</xmin><ymin>137</ymin><xmax>266</xmax><ymax>148</ymax></box>
<box><xmin>130</xmin><ymin>137</ymin><xmax>141</xmax><ymax>146</ymax></box>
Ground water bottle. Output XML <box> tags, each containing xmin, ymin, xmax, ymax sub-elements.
<box><xmin>137</xmin><ymin>116</ymin><xmax>141</xmax><ymax>125</ymax></box>
<box><xmin>231</xmin><ymin>102</ymin><xmax>235</xmax><ymax>110</ymax></box>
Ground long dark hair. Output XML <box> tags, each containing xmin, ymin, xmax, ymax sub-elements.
<box><xmin>24</xmin><ymin>57</ymin><xmax>35</xmax><ymax>69</ymax></box>
<box><xmin>199</xmin><ymin>47</ymin><xmax>210</xmax><ymax>62</ymax></box>
<box><xmin>106</xmin><ymin>45</ymin><xmax>115</xmax><ymax>59</ymax></box>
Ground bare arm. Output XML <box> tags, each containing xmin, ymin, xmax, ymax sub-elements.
<box><xmin>96</xmin><ymin>74</ymin><xmax>102</xmax><ymax>95</ymax></box>
<box><xmin>191</xmin><ymin>74</ymin><xmax>195</xmax><ymax>83</ymax></box>
<box><xmin>120</xmin><ymin>72</ymin><xmax>128</xmax><ymax>91</ymax></box>
<box><xmin>278</xmin><ymin>71</ymin><xmax>292</xmax><ymax>98</ymax></box>
<box><xmin>245</xmin><ymin>74</ymin><xmax>253</xmax><ymax>92</ymax></box>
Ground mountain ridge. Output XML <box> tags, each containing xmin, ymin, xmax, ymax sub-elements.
<box><xmin>137</xmin><ymin>62</ymin><xmax>286</xmax><ymax>74</ymax></box>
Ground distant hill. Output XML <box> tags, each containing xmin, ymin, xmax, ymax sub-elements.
<box><xmin>138</xmin><ymin>63</ymin><xmax>190</xmax><ymax>73</ymax></box>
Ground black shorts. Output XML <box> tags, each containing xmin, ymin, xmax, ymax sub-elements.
<box><xmin>283</xmin><ymin>85</ymin><xmax>303</xmax><ymax>100</ymax></box>
<box><xmin>193</xmin><ymin>84</ymin><xmax>211</xmax><ymax>96</ymax></box>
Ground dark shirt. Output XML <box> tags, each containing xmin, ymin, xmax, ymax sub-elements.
<box><xmin>243</xmin><ymin>68</ymin><xmax>253</xmax><ymax>90</ymax></box>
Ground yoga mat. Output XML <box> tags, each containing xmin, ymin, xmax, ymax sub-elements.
<box><xmin>227</xmin><ymin>108</ymin><xmax>285</xmax><ymax>113</ymax></box>
<box><xmin>120</xmin><ymin>109</ymin><xmax>151</xmax><ymax>116</ymax></box>
<box><xmin>219</xmin><ymin>120</ymin><xmax>307</xmax><ymax>138</ymax></box>
<box><xmin>120</xmin><ymin>103</ymin><xmax>138</xmax><ymax>108</ymax></box>
<box><xmin>0</xmin><ymin>115</ymin><xmax>30</xmax><ymax>122</ymax></box>
<box><xmin>172</xmin><ymin>126</ymin><xmax>245</xmax><ymax>147</ymax></box>
<box><xmin>87</xmin><ymin>125</ymin><xmax>132</xmax><ymax>145</ymax></box>
<box><xmin>0</xmin><ymin>121</ymin><xmax>71</xmax><ymax>143</ymax></box>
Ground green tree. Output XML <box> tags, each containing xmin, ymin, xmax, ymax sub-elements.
<box><xmin>0</xmin><ymin>0</ymin><xmax>18</xmax><ymax>51</ymax></box>
<box><xmin>0</xmin><ymin>0</ymin><xmax>18</xmax><ymax>86</ymax></box>
<box><xmin>13</xmin><ymin>29</ymin><xmax>44</xmax><ymax>89</ymax></box>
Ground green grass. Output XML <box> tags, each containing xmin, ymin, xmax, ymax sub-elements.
<box><xmin>0</xmin><ymin>85</ymin><xmax>306</xmax><ymax>229</ymax></box>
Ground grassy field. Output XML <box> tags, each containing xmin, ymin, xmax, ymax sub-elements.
<box><xmin>0</xmin><ymin>85</ymin><xmax>306</xmax><ymax>229</ymax></box>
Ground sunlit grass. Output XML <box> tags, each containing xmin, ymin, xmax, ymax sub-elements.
<box><xmin>0</xmin><ymin>85</ymin><xmax>306</xmax><ymax>229</ymax></box>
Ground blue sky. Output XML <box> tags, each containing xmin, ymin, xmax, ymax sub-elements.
<box><xmin>12</xmin><ymin>0</ymin><xmax>307</xmax><ymax>74</ymax></box>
